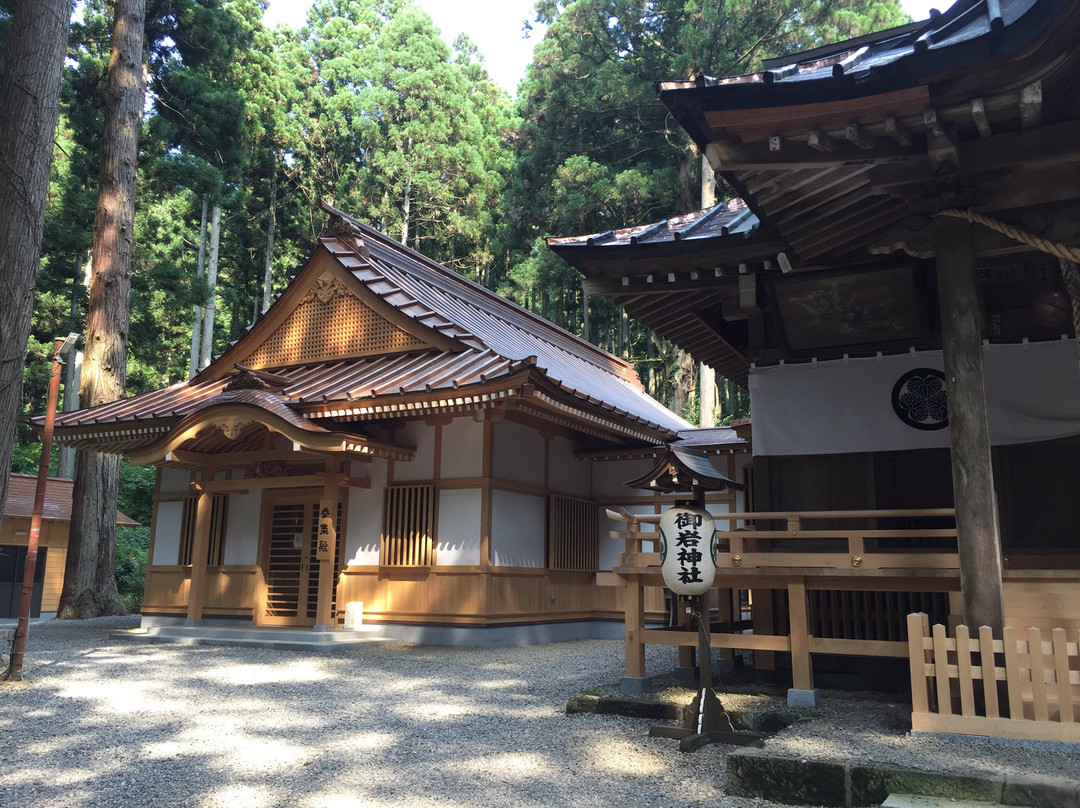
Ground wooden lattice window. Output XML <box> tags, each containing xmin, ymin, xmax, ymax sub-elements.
<box><xmin>380</xmin><ymin>485</ymin><xmax>435</xmax><ymax>566</ymax></box>
<box><xmin>548</xmin><ymin>494</ymin><xmax>598</xmax><ymax>571</ymax></box>
<box><xmin>177</xmin><ymin>494</ymin><xmax>229</xmax><ymax>566</ymax></box>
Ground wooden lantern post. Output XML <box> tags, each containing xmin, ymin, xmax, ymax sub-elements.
<box><xmin>648</xmin><ymin>494</ymin><xmax>764</xmax><ymax>751</ymax></box>
<box><xmin>2</xmin><ymin>334</ymin><xmax>78</xmax><ymax>683</ymax></box>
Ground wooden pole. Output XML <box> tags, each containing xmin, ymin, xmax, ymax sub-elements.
<box><xmin>2</xmin><ymin>338</ymin><xmax>67</xmax><ymax>682</ymax></box>
<box><xmin>934</xmin><ymin>216</ymin><xmax>1004</xmax><ymax>632</ymax></box>
<box><xmin>186</xmin><ymin>475</ymin><xmax>214</xmax><ymax>624</ymax></box>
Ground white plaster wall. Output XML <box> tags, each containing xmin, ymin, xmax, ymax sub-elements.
<box><xmin>390</xmin><ymin>420</ymin><xmax>435</xmax><ymax>481</ymax></box>
<box><xmin>490</xmin><ymin>490</ymin><xmax>545</xmax><ymax>567</ymax></box>
<box><xmin>158</xmin><ymin>467</ymin><xmax>190</xmax><ymax>493</ymax></box>
<box><xmin>548</xmin><ymin>435</ymin><xmax>591</xmax><ymax>495</ymax></box>
<box><xmin>492</xmin><ymin>419</ymin><xmax>545</xmax><ymax>486</ymax></box>
<box><xmin>598</xmin><ymin>500</ymin><xmax>664</xmax><ymax>570</ymax></box>
<box><xmin>436</xmin><ymin>488</ymin><xmax>481</xmax><ymax>566</ymax></box>
<box><xmin>152</xmin><ymin>501</ymin><xmax>184</xmax><ymax>565</ymax></box>
<box><xmin>223</xmin><ymin>491</ymin><xmax>261</xmax><ymax>565</ymax></box>
<box><xmin>345</xmin><ymin>458</ymin><xmax>387</xmax><ymax>566</ymax></box>
<box><xmin>440</xmin><ymin>417</ymin><xmax>483</xmax><ymax>479</ymax></box>
<box><xmin>591</xmin><ymin>457</ymin><xmax>657</xmax><ymax>499</ymax></box>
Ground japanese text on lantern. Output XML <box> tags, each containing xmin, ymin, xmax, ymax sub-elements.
<box><xmin>674</xmin><ymin>512</ymin><xmax>704</xmax><ymax>584</ymax></box>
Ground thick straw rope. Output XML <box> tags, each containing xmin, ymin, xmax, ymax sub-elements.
<box><xmin>934</xmin><ymin>208</ymin><xmax>1080</xmax><ymax>355</ymax></box>
<box><xmin>935</xmin><ymin>208</ymin><xmax>1080</xmax><ymax>262</ymax></box>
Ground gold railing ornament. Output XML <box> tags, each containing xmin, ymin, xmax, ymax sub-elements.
<box><xmin>851</xmin><ymin>555</ymin><xmax>863</xmax><ymax>567</ymax></box>
<box><xmin>731</xmin><ymin>555</ymin><xmax>743</xmax><ymax>566</ymax></box>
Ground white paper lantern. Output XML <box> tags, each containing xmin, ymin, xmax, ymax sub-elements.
<box><xmin>658</xmin><ymin>501</ymin><xmax>717</xmax><ymax>596</ymax></box>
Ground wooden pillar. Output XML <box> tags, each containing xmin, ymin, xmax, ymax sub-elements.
<box><xmin>480</xmin><ymin>419</ymin><xmax>494</xmax><ymax>614</ymax></box>
<box><xmin>186</xmin><ymin>474</ymin><xmax>213</xmax><ymax>624</ymax></box>
<box><xmin>787</xmin><ymin>577</ymin><xmax>813</xmax><ymax>692</ymax></box>
<box><xmin>934</xmin><ymin>216</ymin><xmax>1005</xmax><ymax>632</ymax></box>
<box><xmin>624</xmin><ymin>576</ymin><xmax>646</xmax><ymax>678</ymax></box>
<box><xmin>314</xmin><ymin>472</ymin><xmax>340</xmax><ymax>630</ymax></box>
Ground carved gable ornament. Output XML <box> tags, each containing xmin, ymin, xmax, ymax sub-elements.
<box><xmin>244</xmin><ymin>271</ymin><xmax>429</xmax><ymax>368</ymax></box>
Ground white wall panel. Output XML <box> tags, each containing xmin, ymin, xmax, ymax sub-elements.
<box><xmin>591</xmin><ymin>457</ymin><xmax>656</xmax><ymax>498</ymax></box>
<box><xmin>491</xmin><ymin>490</ymin><xmax>545</xmax><ymax>567</ymax></box>
<box><xmin>345</xmin><ymin>458</ymin><xmax>386</xmax><ymax>566</ymax></box>
<box><xmin>223</xmin><ymin>491</ymin><xmax>261</xmax><ymax>565</ymax></box>
<box><xmin>391</xmin><ymin>420</ymin><xmax>435</xmax><ymax>481</ymax></box>
<box><xmin>440</xmin><ymin>417</ymin><xmax>483</xmax><ymax>478</ymax></box>
<box><xmin>493</xmin><ymin>420</ymin><xmax>545</xmax><ymax>486</ymax></box>
<box><xmin>548</xmin><ymin>436</ymin><xmax>590</xmax><ymax>494</ymax></box>
<box><xmin>158</xmin><ymin>467</ymin><xmax>190</xmax><ymax>493</ymax></box>
<box><xmin>152</xmin><ymin>501</ymin><xmax>184</xmax><ymax>565</ymax></box>
<box><xmin>436</xmin><ymin>488</ymin><xmax>481</xmax><ymax>566</ymax></box>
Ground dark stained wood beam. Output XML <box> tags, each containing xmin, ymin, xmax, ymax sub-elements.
<box><xmin>706</xmin><ymin>138</ymin><xmax>918</xmax><ymax>171</ymax></box>
<box><xmin>884</xmin><ymin>116</ymin><xmax>913</xmax><ymax>147</ymax></box>
<box><xmin>960</xmin><ymin>118</ymin><xmax>1080</xmax><ymax>174</ymax></box>
<box><xmin>763</xmin><ymin>163</ymin><xmax>876</xmax><ymax>218</ymax></box>
<box><xmin>581</xmin><ymin>275</ymin><xmax>733</xmax><ymax>297</ymax></box>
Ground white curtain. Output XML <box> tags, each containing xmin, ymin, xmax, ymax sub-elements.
<box><xmin>748</xmin><ymin>339</ymin><xmax>1080</xmax><ymax>456</ymax></box>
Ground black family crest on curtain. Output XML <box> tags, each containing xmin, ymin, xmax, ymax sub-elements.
<box><xmin>892</xmin><ymin>368</ymin><xmax>949</xmax><ymax>431</ymax></box>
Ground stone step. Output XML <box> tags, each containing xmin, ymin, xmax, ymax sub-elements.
<box><xmin>882</xmin><ymin>795</ymin><xmax>1033</xmax><ymax>808</ymax></box>
<box><xmin>111</xmin><ymin>625</ymin><xmax>392</xmax><ymax>652</ymax></box>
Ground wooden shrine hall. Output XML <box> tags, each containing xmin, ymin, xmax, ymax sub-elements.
<box><xmin>40</xmin><ymin>201</ymin><xmax>754</xmax><ymax>647</ymax></box>
<box><xmin>550</xmin><ymin>0</ymin><xmax>1080</xmax><ymax>738</ymax></box>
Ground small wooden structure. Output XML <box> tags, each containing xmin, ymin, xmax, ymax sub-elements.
<box><xmin>1</xmin><ymin>473</ymin><xmax>138</xmax><ymax>617</ymax></box>
<box><xmin>40</xmin><ymin>203</ymin><xmax>752</xmax><ymax>644</ymax></box>
<box><xmin>550</xmin><ymin>0</ymin><xmax>1080</xmax><ymax>729</ymax></box>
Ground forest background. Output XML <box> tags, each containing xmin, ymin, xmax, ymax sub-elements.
<box><xmin>2</xmin><ymin>0</ymin><xmax>912</xmax><ymax>609</ymax></box>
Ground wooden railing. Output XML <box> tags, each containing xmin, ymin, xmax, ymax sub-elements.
<box><xmin>907</xmin><ymin>613</ymin><xmax>1080</xmax><ymax>742</ymax></box>
<box><xmin>607</xmin><ymin>507</ymin><xmax>959</xmax><ymax>572</ymax></box>
<box><xmin>604</xmin><ymin>508</ymin><xmax>961</xmax><ymax>695</ymax></box>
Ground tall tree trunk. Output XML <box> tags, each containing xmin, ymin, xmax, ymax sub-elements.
<box><xmin>262</xmin><ymin>171</ymin><xmax>277</xmax><ymax>312</ymax></box>
<box><xmin>0</xmin><ymin>0</ymin><xmax>70</xmax><ymax>523</ymax></box>
<box><xmin>668</xmin><ymin>349</ymin><xmax>695</xmax><ymax>418</ymax></box>
<box><xmin>401</xmin><ymin>171</ymin><xmax>412</xmax><ymax>248</ymax></box>
<box><xmin>699</xmin><ymin>363</ymin><xmax>716</xmax><ymax>427</ymax></box>
<box><xmin>582</xmin><ymin>289</ymin><xmax>591</xmax><ymax>344</ymax></box>
<box><xmin>199</xmin><ymin>204</ymin><xmax>222</xmax><ymax>369</ymax></box>
<box><xmin>701</xmin><ymin>154</ymin><xmax>716</xmax><ymax>209</ymax></box>
<box><xmin>57</xmin><ymin>350</ymin><xmax>83</xmax><ymax>480</ymax></box>
<box><xmin>189</xmin><ymin>197</ymin><xmax>208</xmax><ymax>378</ymax></box>
<box><xmin>59</xmin><ymin>0</ymin><xmax>146</xmax><ymax>619</ymax></box>
<box><xmin>647</xmin><ymin>330</ymin><xmax>658</xmax><ymax>399</ymax></box>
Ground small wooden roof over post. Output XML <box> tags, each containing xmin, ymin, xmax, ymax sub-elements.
<box><xmin>625</xmin><ymin>447</ymin><xmax>744</xmax><ymax>507</ymax></box>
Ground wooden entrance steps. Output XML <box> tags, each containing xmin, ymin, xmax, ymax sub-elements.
<box><xmin>113</xmin><ymin>624</ymin><xmax>391</xmax><ymax>652</ymax></box>
<box><xmin>883</xmin><ymin>796</ymin><xmax>1034</xmax><ymax>808</ymax></box>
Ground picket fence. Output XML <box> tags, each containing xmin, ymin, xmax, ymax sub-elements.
<box><xmin>907</xmin><ymin>612</ymin><xmax>1080</xmax><ymax>742</ymax></box>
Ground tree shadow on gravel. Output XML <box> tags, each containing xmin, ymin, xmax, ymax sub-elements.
<box><xmin>1</xmin><ymin>627</ymin><xmax>744</xmax><ymax>808</ymax></box>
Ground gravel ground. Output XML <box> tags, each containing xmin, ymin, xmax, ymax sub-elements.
<box><xmin>1</xmin><ymin>617</ymin><xmax>1077</xmax><ymax>808</ymax></box>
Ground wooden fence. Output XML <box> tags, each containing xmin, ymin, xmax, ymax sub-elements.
<box><xmin>907</xmin><ymin>612</ymin><xmax>1080</xmax><ymax>742</ymax></box>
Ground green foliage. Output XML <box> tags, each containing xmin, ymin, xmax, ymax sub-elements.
<box><xmin>13</xmin><ymin>0</ymin><xmax>906</xmax><ymax>497</ymax></box>
<box><xmin>115</xmin><ymin>526</ymin><xmax>150</xmax><ymax>612</ymax></box>
<box><xmin>117</xmin><ymin>461</ymin><xmax>156</xmax><ymax>527</ymax></box>
<box><xmin>504</xmin><ymin>0</ymin><xmax>907</xmax><ymax>401</ymax></box>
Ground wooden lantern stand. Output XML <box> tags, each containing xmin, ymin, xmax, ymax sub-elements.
<box><xmin>649</xmin><ymin>594</ymin><xmax>765</xmax><ymax>752</ymax></box>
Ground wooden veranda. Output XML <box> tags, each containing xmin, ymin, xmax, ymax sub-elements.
<box><xmin>606</xmin><ymin>506</ymin><xmax>1080</xmax><ymax>734</ymax></box>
